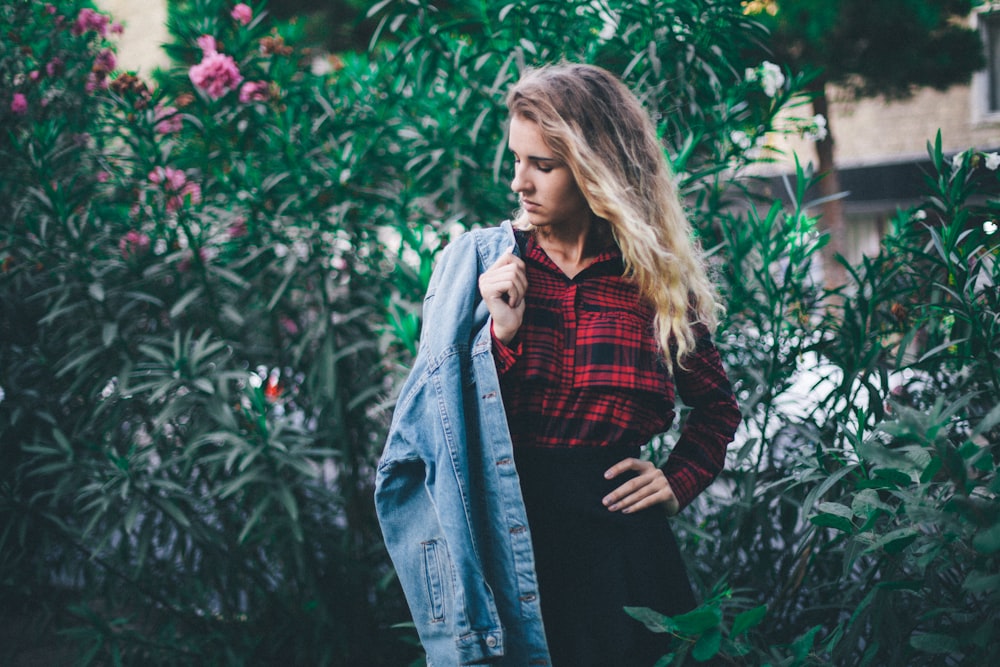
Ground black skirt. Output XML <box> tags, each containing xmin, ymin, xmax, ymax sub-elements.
<box><xmin>514</xmin><ymin>446</ymin><xmax>697</xmax><ymax>667</ymax></box>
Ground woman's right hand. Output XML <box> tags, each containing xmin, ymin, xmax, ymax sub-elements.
<box><xmin>478</xmin><ymin>250</ymin><xmax>527</xmax><ymax>345</ymax></box>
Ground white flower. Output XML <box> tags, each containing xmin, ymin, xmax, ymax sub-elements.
<box><xmin>759</xmin><ymin>61</ymin><xmax>785</xmax><ymax>97</ymax></box>
<box><xmin>730</xmin><ymin>130</ymin><xmax>752</xmax><ymax>150</ymax></box>
<box><xmin>984</xmin><ymin>152</ymin><xmax>1000</xmax><ymax>171</ymax></box>
<box><xmin>802</xmin><ymin>114</ymin><xmax>828</xmax><ymax>142</ymax></box>
<box><xmin>985</xmin><ymin>220</ymin><xmax>998</xmax><ymax>235</ymax></box>
<box><xmin>745</xmin><ymin>66</ymin><xmax>758</xmax><ymax>82</ymax></box>
<box><xmin>952</xmin><ymin>151</ymin><xmax>966</xmax><ymax>171</ymax></box>
<box><xmin>913</xmin><ymin>210</ymin><xmax>927</xmax><ymax>221</ymax></box>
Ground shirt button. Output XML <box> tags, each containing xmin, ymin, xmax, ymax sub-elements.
<box><xmin>486</xmin><ymin>636</ymin><xmax>498</xmax><ymax>648</ymax></box>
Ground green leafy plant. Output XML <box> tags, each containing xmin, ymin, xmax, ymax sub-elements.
<box><xmin>2</xmin><ymin>0</ymin><xmax>997</xmax><ymax>665</ymax></box>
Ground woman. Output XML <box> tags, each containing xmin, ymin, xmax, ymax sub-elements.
<box><xmin>478</xmin><ymin>63</ymin><xmax>741</xmax><ymax>665</ymax></box>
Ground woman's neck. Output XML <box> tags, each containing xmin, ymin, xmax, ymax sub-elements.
<box><xmin>535</xmin><ymin>218</ymin><xmax>613</xmax><ymax>278</ymax></box>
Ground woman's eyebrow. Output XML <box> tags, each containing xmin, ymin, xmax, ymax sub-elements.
<box><xmin>509</xmin><ymin>148</ymin><xmax>558</xmax><ymax>163</ymax></box>
<box><xmin>524</xmin><ymin>154</ymin><xmax>557</xmax><ymax>164</ymax></box>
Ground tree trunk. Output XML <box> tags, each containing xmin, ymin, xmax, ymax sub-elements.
<box><xmin>811</xmin><ymin>84</ymin><xmax>848</xmax><ymax>291</ymax></box>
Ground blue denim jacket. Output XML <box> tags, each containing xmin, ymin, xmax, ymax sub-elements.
<box><xmin>375</xmin><ymin>221</ymin><xmax>551</xmax><ymax>666</ymax></box>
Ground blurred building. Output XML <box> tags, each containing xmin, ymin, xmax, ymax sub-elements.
<box><xmin>762</xmin><ymin>5</ymin><xmax>1000</xmax><ymax>266</ymax></box>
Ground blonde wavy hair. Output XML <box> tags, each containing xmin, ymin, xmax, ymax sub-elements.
<box><xmin>506</xmin><ymin>62</ymin><xmax>720</xmax><ymax>371</ymax></box>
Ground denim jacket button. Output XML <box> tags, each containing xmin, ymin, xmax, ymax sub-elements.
<box><xmin>486</xmin><ymin>636</ymin><xmax>498</xmax><ymax>648</ymax></box>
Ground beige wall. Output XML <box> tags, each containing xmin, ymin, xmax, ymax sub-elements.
<box><xmin>96</xmin><ymin>0</ymin><xmax>171</xmax><ymax>75</ymax></box>
<box><xmin>832</xmin><ymin>85</ymin><xmax>1000</xmax><ymax>166</ymax></box>
<box><xmin>769</xmin><ymin>83</ymin><xmax>1000</xmax><ymax>173</ymax></box>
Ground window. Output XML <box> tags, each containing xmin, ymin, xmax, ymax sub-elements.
<box><xmin>980</xmin><ymin>10</ymin><xmax>1000</xmax><ymax>114</ymax></box>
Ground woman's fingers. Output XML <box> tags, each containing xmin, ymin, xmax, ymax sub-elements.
<box><xmin>478</xmin><ymin>251</ymin><xmax>527</xmax><ymax>343</ymax></box>
<box><xmin>479</xmin><ymin>252</ymin><xmax>527</xmax><ymax>306</ymax></box>
<box><xmin>602</xmin><ymin>458</ymin><xmax>680</xmax><ymax>516</ymax></box>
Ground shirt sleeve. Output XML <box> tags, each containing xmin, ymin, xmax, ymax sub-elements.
<box><xmin>490</xmin><ymin>321</ymin><xmax>522</xmax><ymax>376</ymax></box>
<box><xmin>661</xmin><ymin>329</ymin><xmax>741</xmax><ymax>511</ymax></box>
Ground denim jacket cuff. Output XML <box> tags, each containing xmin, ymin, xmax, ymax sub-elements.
<box><xmin>457</xmin><ymin>629</ymin><xmax>504</xmax><ymax>664</ymax></box>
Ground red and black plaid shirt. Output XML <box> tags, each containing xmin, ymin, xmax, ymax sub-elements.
<box><xmin>492</xmin><ymin>234</ymin><xmax>740</xmax><ymax>510</ymax></box>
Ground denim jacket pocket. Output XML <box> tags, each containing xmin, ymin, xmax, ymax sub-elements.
<box><xmin>422</xmin><ymin>539</ymin><xmax>451</xmax><ymax>623</ymax></box>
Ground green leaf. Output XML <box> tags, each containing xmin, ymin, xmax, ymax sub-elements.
<box><xmin>88</xmin><ymin>282</ymin><xmax>105</xmax><ymax>302</ymax></box>
<box><xmin>192</xmin><ymin>377</ymin><xmax>215</xmax><ymax>395</ymax></box>
<box><xmin>155</xmin><ymin>497</ymin><xmax>191</xmax><ymax>528</ymax></box>
<box><xmin>811</xmin><ymin>502</ymin><xmax>856</xmax><ymax>533</ymax></box>
<box><xmin>868</xmin><ymin>527</ymin><xmax>919</xmax><ymax>554</ymax></box>
<box><xmin>101</xmin><ymin>322</ymin><xmax>118</xmax><ymax>348</ymax></box>
<box><xmin>790</xmin><ymin>625</ymin><xmax>822</xmax><ymax>660</ymax></box>
<box><xmin>962</xmin><ymin>569</ymin><xmax>1000</xmax><ymax>593</ymax></box>
<box><xmin>851</xmin><ymin>488</ymin><xmax>893</xmax><ymax>520</ymax></box>
<box><xmin>731</xmin><ymin>604</ymin><xmax>767</xmax><ymax>637</ymax></box>
<box><xmin>872</xmin><ymin>468</ymin><xmax>912</xmax><ymax>488</ymax></box>
<box><xmin>692</xmin><ymin>627</ymin><xmax>722</xmax><ymax>661</ymax></box>
<box><xmin>169</xmin><ymin>287</ymin><xmax>204</xmax><ymax>319</ymax></box>
<box><xmin>238</xmin><ymin>497</ymin><xmax>272</xmax><ymax>544</ymax></box>
<box><xmin>276</xmin><ymin>485</ymin><xmax>300</xmax><ymax>523</ymax></box>
<box><xmin>909</xmin><ymin>632</ymin><xmax>960</xmax><ymax>654</ymax></box>
<box><xmin>624</xmin><ymin>606</ymin><xmax>676</xmax><ymax>634</ymax></box>
<box><xmin>972</xmin><ymin>521</ymin><xmax>1000</xmax><ymax>554</ymax></box>
<box><xmin>802</xmin><ymin>463</ymin><xmax>858</xmax><ymax>517</ymax></box>
<box><xmin>672</xmin><ymin>606</ymin><xmax>722</xmax><ymax>635</ymax></box>
<box><xmin>811</xmin><ymin>512</ymin><xmax>854</xmax><ymax>533</ymax></box>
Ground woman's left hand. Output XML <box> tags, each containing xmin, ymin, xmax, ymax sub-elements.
<box><xmin>602</xmin><ymin>458</ymin><xmax>680</xmax><ymax>517</ymax></box>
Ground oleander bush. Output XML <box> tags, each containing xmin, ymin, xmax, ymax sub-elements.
<box><xmin>0</xmin><ymin>0</ymin><xmax>996</xmax><ymax>665</ymax></box>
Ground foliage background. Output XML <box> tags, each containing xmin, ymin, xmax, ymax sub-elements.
<box><xmin>1</xmin><ymin>0</ymin><xmax>997</xmax><ymax>665</ymax></box>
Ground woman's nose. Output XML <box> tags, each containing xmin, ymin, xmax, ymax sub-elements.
<box><xmin>511</xmin><ymin>164</ymin><xmax>527</xmax><ymax>193</ymax></box>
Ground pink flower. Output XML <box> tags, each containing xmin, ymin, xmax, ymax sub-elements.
<box><xmin>170</xmin><ymin>181</ymin><xmax>202</xmax><ymax>212</ymax></box>
<box><xmin>189</xmin><ymin>51</ymin><xmax>242</xmax><ymax>100</ymax></box>
<box><xmin>97</xmin><ymin>171</ymin><xmax>110</xmax><ymax>183</ymax></box>
<box><xmin>167</xmin><ymin>170</ymin><xmax>188</xmax><ymax>191</ymax></box>
<box><xmin>279</xmin><ymin>316</ymin><xmax>299</xmax><ymax>336</ymax></box>
<box><xmin>110</xmin><ymin>21</ymin><xmax>124</xmax><ymax>35</ymax></box>
<box><xmin>46</xmin><ymin>58</ymin><xmax>64</xmax><ymax>77</ymax></box>
<box><xmin>228</xmin><ymin>218</ymin><xmax>248</xmax><ymax>238</ymax></box>
<box><xmin>196</xmin><ymin>34</ymin><xmax>217</xmax><ymax>55</ymax></box>
<box><xmin>72</xmin><ymin>8</ymin><xmax>110</xmax><ymax>37</ymax></box>
<box><xmin>119</xmin><ymin>230</ymin><xmax>151</xmax><ymax>261</ymax></box>
<box><xmin>148</xmin><ymin>166</ymin><xmax>186</xmax><ymax>188</ymax></box>
<box><xmin>154</xmin><ymin>104</ymin><xmax>182</xmax><ymax>134</ymax></box>
<box><xmin>238</xmin><ymin>80</ymin><xmax>269</xmax><ymax>103</ymax></box>
<box><xmin>94</xmin><ymin>49</ymin><xmax>116</xmax><ymax>74</ymax></box>
<box><xmin>29</xmin><ymin>70</ymin><xmax>41</xmax><ymax>82</ymax></box>
<box><xmin>231</xmin><ymin>4</ymin><xmax>253</xmax><ymax>25</ymax></box>
<box><xmin>11</xmin><ymin>93</ymin><xmax>27</xmax><ymax>116</ymax></box>
<box><xmin>44</xmin><ymin>3</ymin><xmax>56</xmax><ymax>14</ymax></box>
<box><xmin>149</xmin><ymin>167</ymin><xmax>201</xmax><ymax>212</ymax></box>
<box><xmin>85</xmin><ymin>71</ymin><xmax>109</xmax><ymax>93</ymax></box>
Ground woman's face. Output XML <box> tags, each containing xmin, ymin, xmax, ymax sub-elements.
<box><xmin>508</xmin><ymin>115</ymin><xmax>591</xmax><ymax>232</ymax></box>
